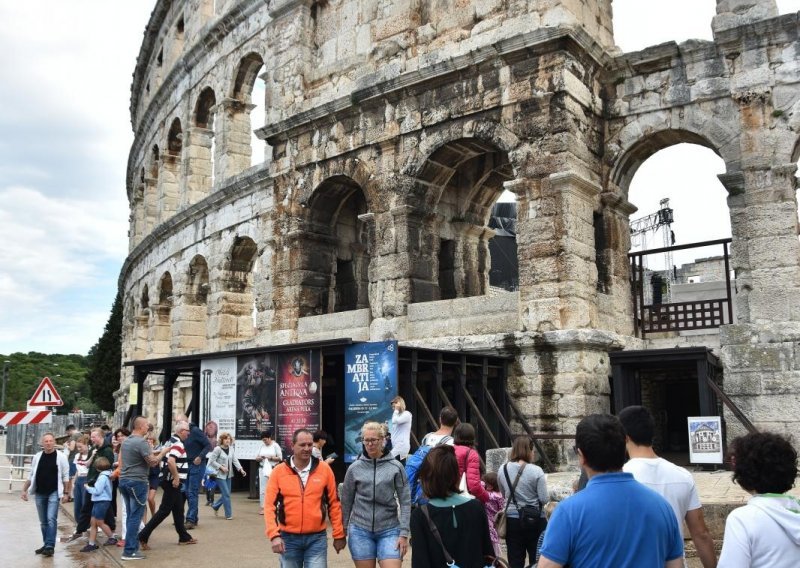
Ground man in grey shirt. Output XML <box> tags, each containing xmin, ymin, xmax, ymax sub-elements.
<box><xmin>119</xmin><ymin>416</ymin><xmax>164</xmax><ymax>561</ymax></box>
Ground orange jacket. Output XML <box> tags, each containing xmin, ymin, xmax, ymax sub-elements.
<box><xmin>264</xmin><ymin>457</ymin><xmax>344</xmax><ymax>540</ymax></box>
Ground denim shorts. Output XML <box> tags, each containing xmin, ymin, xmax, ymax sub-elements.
<box><xmin>91</xmin><ymin>500</ymin><xmax>111</xmax><ymax>520</ymax></box>
<box><xmin>348</xmin><ymin>524</ymin><xmax>402</xmax><ymax>561</ymax></box>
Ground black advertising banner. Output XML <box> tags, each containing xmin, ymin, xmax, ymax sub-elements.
<box><xmin>235</xmin><ymin>354</ymin><xmax>277</xmax><ymax>459</ymax></box>
<box><xmin>276</xmin><ymin>350</ymin><xmax>321</xmax><ymax>452</ymax></box>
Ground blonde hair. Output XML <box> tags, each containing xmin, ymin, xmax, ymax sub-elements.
<box><xmin>543</xmin><ymin>500</ymin><xmax>558</xmax><ymax>520</ymax></box>
<box><xmin>219</xmin><ymin>432</ymin><xmax>233</xmax><ymax>444</ymax></box>
<box><xmin>391</xmin><ymin>396</ymin><xmax>406</xmax><ymax>412</ymax></box>
<box><xmin>361</xmin><ymin>421</ymin><xmax>386</xmax><ymax>439</ymax></box>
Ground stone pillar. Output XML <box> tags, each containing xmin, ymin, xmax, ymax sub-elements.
<box><xmin>148</xmin><ymin>304</ymin><xmax>172</xmax><ymax>356</ymax></box>
<box><xmin>157</xmin><ymin>153</ymin><xmax>180</xmax><ymax>223</ymax></box>
<box><xmin>184</xmin><ymin>125</ymin><xmax>214</xmax><ymax>206</ymax></box>
<box><xmin>143</xmin><ymin>176</ymin><xmax>158</xmax><ymax>234</ymax></box>
<box><xmin>216</xmin><ymin>98</ymin><xmax>256</xmax><ymax>181</ymax></box>
<box><xmin>713</xmin><ymin>1</ymin><xmax>778</xmax><ymax>33</ymax></box>
<box><xmin>133</xmin><ymin>314</ymin><xmax>149</xmax><ymax>360</ymax></box>
<box><xmin>511</xmin><ymin>172</ymin><xmax>601</xmax><ymax>332</ymax></box>
<box><xmin>454</xmin><ymin>223</ymin><xmax>492</xmax><ymax>297</ymax></box>
<box><xmin>599</xmin><ymin>192</ymin><xmax>638</xmax><ymax>335</ymax></box>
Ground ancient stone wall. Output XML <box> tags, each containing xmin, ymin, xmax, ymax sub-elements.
<box><xmin>117</xmin><ymin>0</ymin><xmax>800</xmax><ymax>451</ymax></box>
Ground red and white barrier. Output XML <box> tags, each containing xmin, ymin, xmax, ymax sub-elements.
<box><xmin>0</xmin><ymin>410</ymin><xmax>52</xmax><ymax>426</ymax></box>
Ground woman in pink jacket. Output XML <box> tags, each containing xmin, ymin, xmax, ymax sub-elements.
<box><xmin>453</xmin><ymin>423</ymin><xmax>490</xmax><ymax>503</ymax></box>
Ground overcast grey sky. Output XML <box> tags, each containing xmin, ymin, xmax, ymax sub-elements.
<box><xmin>0</xmin><ymin>1</ymin><xmax>798</xmax><ymax>355</ymax></box>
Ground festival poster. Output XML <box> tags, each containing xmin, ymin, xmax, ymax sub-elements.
<box><xmin>200</xmin><ymin>357</ymin><xmax>237</xmax><ymax>435</ymax></box>
<box><xmin>344</xmin><ymin>340</ymin><xmax>398</xmax><ymax>463</ymax></box>
<box><xmin>276</xmin><ymin>351</ymin><xmax>321</xmax><ymax>452</ymax></box>
<box><xmin>234</xmin><ymin>354</ymin><xmax>277</xmax><ymax>459</ymax></box>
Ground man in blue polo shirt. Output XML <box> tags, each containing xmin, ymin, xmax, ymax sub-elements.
<box><xmin>538</xmin><ymin>414</ymin><xmax>684</xmax><ymax>568</ymax></box>
<box><xmin>176</xmin><ymin>413</ymin><xmax>211</xmax><ymax>529</ymax></box>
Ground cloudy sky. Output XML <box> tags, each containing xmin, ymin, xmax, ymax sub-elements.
<box><xmin>0</xmin><ymin>1</ymin><xmax>799</xmax><ymax>356</ymax></box>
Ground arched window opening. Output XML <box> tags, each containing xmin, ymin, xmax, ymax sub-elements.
<box><xmin>187</xmin><ymin>87</ymin><xmax>217</xmax><ymax>204</ymax></box>
<box><xmin>167</xmin><ymin>119</ymin><xmax>182</xmax><ymax>156</ymax></box>
<box><xmin>488</xmin><ymin>191</ymin><xmax>519</xmax><ymax>293</ymax></box>
<box><xmin>151</xmin><ymin>272</ymin><xmax>174</xmax><ymax>356</ymax></box>
<box><xmin>219</xmin><ymin>236</ymin><xmax>258</xmax><ymax>345</ymax></box>
<box><xmin>135</xmin><ymin>285</ymin><xmax>150</xmax><ymax>359</ymax></box>
<box><xmin>227</xmin><ymin>53</ymin><xmax>266</xmax><ymax>177</ymax></box>
<box><xmin>300</xmin><ymin>176</ymin><xmax>370</xmax><ymax>316</ymax></box>
<box><xmin>414</xmin><ymin>138</ymin><xmax>514</xmax><ymax>302</ymax></box>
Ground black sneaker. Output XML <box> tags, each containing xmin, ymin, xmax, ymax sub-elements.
<box><xmin>42</xmin><ymin>547</ymin><xmax>54</xmax><ymax>557</ymax></box>
<box><xmin>34</xmin><ymin>546</ymin><xmax>47</xmax><ymax>554</ymax></box>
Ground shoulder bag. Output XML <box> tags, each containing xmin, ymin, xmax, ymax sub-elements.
<box><xmin>502</xmin><ymin>462</ymin><xmax>540</xmax><ymax>528</ymax></box>
<box><xmin>496</xmin><ymin>463</ymin><xmax>526</xmax><ymax>538</ymax></box>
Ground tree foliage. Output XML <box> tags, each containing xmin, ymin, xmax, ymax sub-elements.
<box><xmin>0</xmin><ymin>352</ymin><xmax>92</xmax><ymax>413</ymax></box>
<box><xmin>85</xmin><ymin>291</ymin><xmax>122</xmax><ymax>411</ymax></box>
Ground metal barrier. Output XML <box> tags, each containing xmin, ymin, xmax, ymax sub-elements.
<box><xmin>0</xmin><ymin>452</ymin><xmax>33</xmax><ymax>493</ymax></box>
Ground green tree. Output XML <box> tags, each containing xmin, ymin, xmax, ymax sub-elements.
<box><xmin>85</xmin><ymin>291</ymin><xmax>122</xmax><ymax>411</ymax></box>
<box><xmin>0</xmin><ymin>352</ymin><xmax>91</xmax><ymax>412</ymax></box>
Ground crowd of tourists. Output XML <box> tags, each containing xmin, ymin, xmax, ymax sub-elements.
<box><xmin>20</xmin><ymin>398</ymin><xmax>799</xmax><ymax>566</ymax></box>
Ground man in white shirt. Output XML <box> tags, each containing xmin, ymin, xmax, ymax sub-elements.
<box><xmin>421</xmin><ymin>406</ymin><xmax>458</xmax><ymax>447</ymax></box>
<box><xmin>618</xmin><ymin>405</ymin><xmax>717</xmax><ymax>568</ymax></box>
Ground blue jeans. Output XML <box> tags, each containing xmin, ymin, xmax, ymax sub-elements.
<box><xmin>73</xmin><ymin>476</ymin><xmax>87</xmax><ymax>522</ymax></box>
<box><xmin>34</xmin><ymin>491</ymin><xmax>59</xmax><ymax>548</ymax></box>
<box><xmin>280</xmin><ymin>530</ymin><xmax>327</xmax><ymax>568</ymax></box>
<box><xmin>119</xmin><ymin>478</ymin><xmax>148</xmax><ymax>557</ymax></box>
<box><xmin>212</xmin><ymin>476</ymin><xmax>232</xmax><ymax>518</ymax></box>
<box><xmin>186</xmin><ymin>461</ymin><xmax>203</xmax><ymax>523</ymax></box>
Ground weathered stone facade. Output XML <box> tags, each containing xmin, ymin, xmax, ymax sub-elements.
<box><xmin>119</xmin><ymin>0</ymin><xmax>800</xmax><ymax>459</ymax></box>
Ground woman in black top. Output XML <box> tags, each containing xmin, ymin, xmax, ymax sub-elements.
<box><xmin>410</xmin><ymin>445</ymin><xmax>494</xmax><ymax>568</ymax></box>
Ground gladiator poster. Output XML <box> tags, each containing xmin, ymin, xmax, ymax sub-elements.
<box><xmin>200</xmin><ymin>357</ymin><xmax>237</xmax><ymax>435</ymax></box>
<box><xmin>276</xmin><ymin>351</ymin><xmax>321</xmax><ymax>452</ymax></box>
<box><xmin>343</xmin><ymin>340</ymin><xmax>398</xmax><ymax>463</ymax></box>
<box><xmin>234</xmin><ymin>354</ymin><xmax>277</xmax><ymax>459</ymax></box>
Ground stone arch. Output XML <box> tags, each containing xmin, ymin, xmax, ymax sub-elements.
<box><xmin>609</xmin><ymin>113</ymin><xmax>740</xmax><ymax>195</ymax></box>
<box><xmin>159</xmin><ymin>119</ymin><xmax>182</xmax><ymax>222</ymax></box>
<box><xmin>174</xmin><ymin>254</ymin><xmax>210</xmax><ymax>351</ymax></box>
<box><xmin>297</xmin><ymin>175</ymin><xmax>371</xmax><ymax>316</ymax></box>
<box><xmin>412</xmin><ymin>137</ymin><xmax>515</xmax><ymax>302</ymax></box>
<box><xmin>151</xmin><ymin>272</ymin><xmax>174</xmax><ymax>356</ymax></box>
<box><xmin>216</xmin><ymin>236</ymin><xmax>258</xmax><ymax>346</ymax></box>
<box><xmin>295</xmin><ymin>156</ymin><xmax>376</xmax><ymax>211</ymax></box>
<box><xmin>220</xmin><ymin>52</ymin><xmax>267</xmax><ymax>177</ymax></box>
<box><xmin>186</xmin><ymin>87</ymin><xmax>218</xmax><ymax>205</ymax></box>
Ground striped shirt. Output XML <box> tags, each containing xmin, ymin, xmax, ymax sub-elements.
<box><xmin>162</xmin><ymin>436</ymin><xmax>189</xmax><ymax>482</ymax></box>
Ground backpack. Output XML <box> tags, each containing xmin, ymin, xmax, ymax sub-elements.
<box><xmin>405</xmin><ymin>444</ymin><xmax>432</xmax><ymax>506</ymax></box>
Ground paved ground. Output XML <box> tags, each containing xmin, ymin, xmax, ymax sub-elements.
<box><xmin>4</xmin><ymin>435</ymin><xmax>798</xmax><ymax>567</ymax></box>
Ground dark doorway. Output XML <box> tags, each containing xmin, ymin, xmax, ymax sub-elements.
<box><xmin>321</xmin><ymin>352</ymin><xmax>346</xmax><ymax>481</ymax></box>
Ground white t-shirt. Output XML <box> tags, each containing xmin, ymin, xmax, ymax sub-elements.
<box><xmin>623</xmin><ymin>456</ymin><xmax>701</xmax><ymax>532</ymax></box>
<box><xmin>421</xmin><ymin>432</ymin><xmax>454</xmax><ymax>447</ymax></box>
<box><xmin>390</xmin><ymin>410</ymin><xmax>413</xmax><ymax>458</ymax></box>
<box><xmin>718</xmin><ymin>494</ymin><xmax>800</xmax><ymax>568</ymax></box>
<box><xmin>257</xmin><ymin>441</ymin><xmax>281</xmax><ymax>477</ymax></box>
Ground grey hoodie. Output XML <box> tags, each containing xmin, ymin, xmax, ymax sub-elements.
<box><xmin>718</xmin><ymin>494</ymin><xmax>800</xmax><ymax>568</ymax></box>
<box><xmin>340</xmin><ymin>450</ymin><xmax>411</xmax><ymax>537</ymax></box>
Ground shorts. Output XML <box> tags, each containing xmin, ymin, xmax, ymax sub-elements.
<box><xmin>348</xmin><ymin>524</ymin><xmax>402</xmax><ymax>561</ymax></box>
<box><xmin>91</xmin><ymin>500</ymin><xmax>111</xmax><ymax>520</ymax></box>
<box><xmin>149</xmin><ymin>475</ymin><xmax>160</xmax><ymax>490</ymax></box>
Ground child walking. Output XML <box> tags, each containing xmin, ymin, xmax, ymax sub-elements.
<box><xmin>482</xmin><ymin>472</ymin><xmax>505</xmax><ymax>557</ymax></box>
<box><xmin>81</xmin><ymin>457</ymin><xmax>117</xmax><ymax>552</ymax></box>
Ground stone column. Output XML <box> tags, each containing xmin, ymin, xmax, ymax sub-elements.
<box><xmin>216</xmin><ymin>98</ymin><xmax>256</xmax><ymax>181</ymax></box>
<box><xmin>143</xmin><ymin>176</ymin><xmax>158</xmax><ymax>234</ymax></box>
<box><xmin>599</xmin><ymin>192</ymin><xmax>638</xmax><ymax>335</ymax></box>
<box><xmin>713</xmin><ymin>1</ymin><xmax>778</xmax><ymax>33</ymax></box>
<box><xmin>511</xmin><ymin>172</ymin><xmax>601</xmax><ymax>332</ymax></box>
<box><xmin>184</xmin><ymin>125</ymin><xmax>214</xmax><ymax>206</ymax></box>
<box><xmin>157</xmin><ymin>153</ymin><xmax>180</xmax><ymax>223</ymax></box>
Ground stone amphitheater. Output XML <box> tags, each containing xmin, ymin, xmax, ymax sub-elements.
<box><xmin>118</xmin><ymin>0</ymin><xmax>800</xmax><ymax>462</ymax></box>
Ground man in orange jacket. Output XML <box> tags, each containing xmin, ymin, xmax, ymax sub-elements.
<box><xmin>265</xmin><ymin>428</ymin><xmax>346</xmax><ymax>567</ymax></box>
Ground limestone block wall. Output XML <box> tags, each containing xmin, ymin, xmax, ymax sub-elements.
<box><xmin>118</xmin><ymin>0</ymin><xmax>800</xmax><ymax>453</ymax></box>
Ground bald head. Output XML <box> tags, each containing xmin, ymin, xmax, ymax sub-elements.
<box><xmin>133</xmin><ymin>416</ymin><xmax>149</xmax><ymax>434</ymax></box>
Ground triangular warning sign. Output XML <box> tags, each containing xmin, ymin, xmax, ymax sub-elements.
<box><xmin>29</xmin><ymin>376</ymin><xmax>63</xmax><ymax>407</ymax></box>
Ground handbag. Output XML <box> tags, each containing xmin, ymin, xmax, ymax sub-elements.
<box><xmin>457</xmin><ymin>449</ymin><xmax>475</xmax><ymax>499</ymax></box>
<box><xmin>495</xmin><ymin>463</ymin><xmax>527</xmax><ymax>538</ymax></box>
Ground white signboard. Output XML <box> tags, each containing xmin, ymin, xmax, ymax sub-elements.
<box><xmin>201</xmin><ymin>358</ymin><xmax>237</xmax><ymax>438</ymax></box>
<box><xmin>687</xmin><ymin>416</ymin><xmax>723</xmax><ymax>464</ymax></box>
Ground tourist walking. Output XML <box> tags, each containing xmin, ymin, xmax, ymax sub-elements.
<box><xmin>718</xmin><ymin>431</ymin><xmax>800</xmax><ymax>567</ymax></box>
<box><xmin>619</xmin><ymin>405</ymin><xmax>717</xmax><ymax>568</ymax></box>
<box><xmin>176</xmin><ymin>413</ymin><xmax>211</xmax><ymax>529</ymax></box>
<box><xmin>21</xmin><ymin>432</ymin><xmax>71</xmax><ymax>557</ymax></box>
<box><xmin>72</xmin><ymin>435</ymin><xmax>91</xmax><ymax>524</ymax></box>
<box><xmin>208</xmin><ymin>432</ymin><xmax>246</xmax><ymax>519</ymax></box>
<box><xmin>421</xmin><ymin>406</ymin><xmax>458</xmax><ymax>446</ymax></box>
<box><xmin>389</xmin><ymin>396</ymin><xmax>412</xmax><ymax>462</ymax></box>
<box><xmin>138</xmin><ymin>420</ymin><xmax>197</xmax><ymax>549</ymax></box>
<box><xmin>68</xmin><ymin>427</ymin><xmax>117</xmax><ymax>542</ymax></box>
<box><xmin>118</xmin><ymin>416</ymin><xmax>164</xmax><ymax>561</ymax></box>
<box><xmin>341</xmin><ymin>421</ymin><xmax>411</xmax><ymax>567</ymax></box>
<box><xmin>538</xmin><ymin>414</ymin><xmax>683</xmax><ymax>568</ymax></box>
<box><xmin>454</xmin><ymin>422</ymin><xmax>490</xmax><ymax>502</ymax></box>
<box><xmin>81</xmin><ymin>457</ymin><xmax>117</xmax><ymax>551</ymax></box>
<box><xmin>266</xmin><ymin>428</ymin><xmax>346</xmax><ymax>566</ymax></box>
<box><xmin>498</xmin><ymin>436</ymin><xmax>548</xmax><ymax>568</ymax></box>
<box><xmin>410</xmin><ymin>445</ymin><xmax>494</xmax><ymax>568</ymax></box>
<box><xmin>256</xmin><ymin>429</ymin><xmax>282</xmax><ymax>515</ymax></box>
